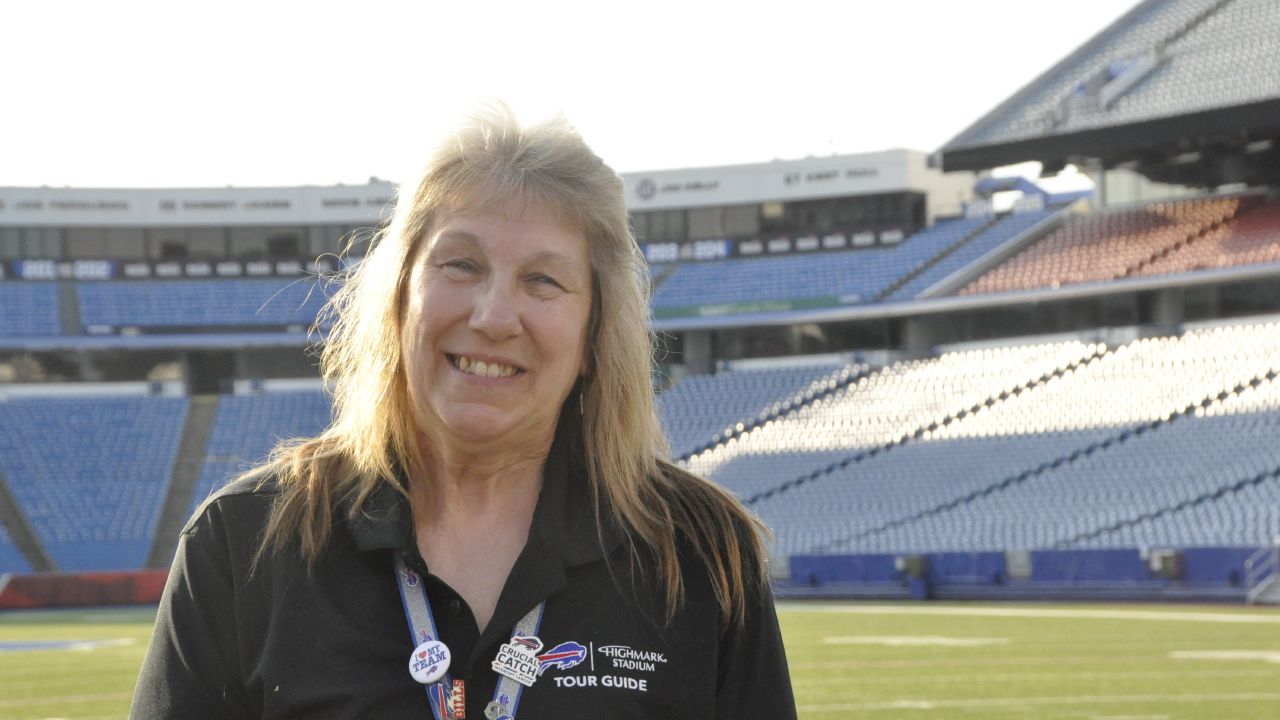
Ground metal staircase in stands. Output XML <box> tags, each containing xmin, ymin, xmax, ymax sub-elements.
<box><xmin>1245</xmin><ymin>535</ymin><xmax>1280</xmax><ymax>605</ymax></box>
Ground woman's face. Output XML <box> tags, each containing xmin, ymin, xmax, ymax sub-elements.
<box><xmin>401</xmin><ymin>197</ymin><xmax>593</xmax><ymax>454</ymax></box>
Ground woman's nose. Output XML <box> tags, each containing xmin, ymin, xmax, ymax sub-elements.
<box><xmin>468</xmin><ymin>281</ymin><xmax>522</xmax><ymax>340</ymax></box>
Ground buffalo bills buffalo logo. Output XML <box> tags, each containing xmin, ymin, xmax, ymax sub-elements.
<box><xmin>536</xmin><ymin>642</ymin><xmax>587</xmax><ymax>674</ymax></box>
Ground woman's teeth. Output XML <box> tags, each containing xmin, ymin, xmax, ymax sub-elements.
<box><xmin>454</xmin><ymin>355</ymin><xmax>517</xmax><ymax>378</ymax></box>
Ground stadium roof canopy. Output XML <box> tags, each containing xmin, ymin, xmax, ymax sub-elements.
<box><xmin>940</xmin><ymin>0</ymin><xmax>1280</xmax><ymax>187</ymax></box>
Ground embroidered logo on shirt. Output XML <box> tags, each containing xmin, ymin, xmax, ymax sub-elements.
<box><xmin>536</xmin><ymin>641</ymin><xmax>587</xmax><ymax>674</ymax></box>
<box><xmin>546</xmin><ymin>641</ymin><xmax>655</xmax><ymax>693</ymax></box>
<box><xmin>596</xmin><ymin>644</ymin><xmax>668</xmax><ymax>672</ymax></box>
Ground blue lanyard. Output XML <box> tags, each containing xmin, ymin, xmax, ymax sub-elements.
<box><xmin>394</xmin><ymin>554</ymin><xmax>545</xmax><ymax>720</ymax></box>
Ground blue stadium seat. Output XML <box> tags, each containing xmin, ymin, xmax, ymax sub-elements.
<box><xmin>0</xmin><ymin>522</ymin><xmax>32</xmax><ymax>574</ymax></box>
<box><xmin>886</xmin><ymin>208</ymin><xmax>1059</xmax><ymax>301</ymax></box>
<box><xmin>683</xmin><ymin>323</ymin><xmax>1280</xmax><ymax>558</ymax></box>
<box><xmin>658</xmin><ymin>363</ymin><xmax>852</xmax><ymax>458</ymax></box>
<box><xmin>651</xmin><ymin>217</ymin><xmax>988</xmax><ymax>313</ymax></box>
<box><xmin>77</xmin><ymin>278</ymin><xmax>334</xmax><ymax>330</ymax></box>
<box><xmin>0</xmin><ymin>395</ymin><xmax>188</xmax><ymax>571</ymax></box>
<box><xmin>0</xmin><ymin>282</ymin><xmax>61</xmax><ymax>337</ymax></box>
<box><xmin>187</xmin><ymin>391</ymin><xmax>333</xmax><ymax>517</ymax></box>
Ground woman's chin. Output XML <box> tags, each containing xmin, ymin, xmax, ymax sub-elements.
<box><xmin>436</xmin><ymin>407</ymin><xmax>524</xmax><ymax>447</ymax></box>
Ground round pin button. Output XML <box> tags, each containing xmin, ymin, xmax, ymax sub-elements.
<box><xmin>408</xmin><ymin>639</ymin><xmax>451</xmax><ymax>684</ymax></box>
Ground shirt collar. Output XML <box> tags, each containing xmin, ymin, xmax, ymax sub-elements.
<box><xmin>345</xmin><ymin>420</ymin><xmax>624</xmax><ymax>568</ymax></box>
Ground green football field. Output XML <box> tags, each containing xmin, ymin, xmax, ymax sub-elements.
<box><xmin>2</xmin><ymin>602</ymin><xmax>1278</xmax><ymax>719</ymax></box>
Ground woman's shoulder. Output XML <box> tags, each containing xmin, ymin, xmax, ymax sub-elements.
<box><xmin>181</xmin><ymin>469</ymin><xmax>282</xmax><ymax>539</ymax></box>
<box><xmin>652</xmin><ymin>460</ymin><xmax>769</xmax><ymax>573</ymax></box>
<box><xmin>653</xmin><ymin>460</ymin><xmax>760</xmax><ymax>537</ymax></box>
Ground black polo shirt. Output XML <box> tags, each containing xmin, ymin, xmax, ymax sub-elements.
<box><xmin>131</xmin><ymin>438</ymin><xmax>797</xmax><ymax>719</ymax></box>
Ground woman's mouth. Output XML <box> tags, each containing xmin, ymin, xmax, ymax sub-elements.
<box><xmin>447</xmin><ymin>354</ymin><xmax>524</xmax><ymax>379</ymax></box>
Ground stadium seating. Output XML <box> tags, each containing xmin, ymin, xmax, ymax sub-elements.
<box><xmin>0</xmin><ymin>522</ymin><xmax>32</xmax><ymax>573</ymax></box>
<box><xmin>7</xmin><ymin>193</ymin><xmax>1269</xmax><ymax>341</ymax></box>
<box><xmin>863</xmin><ymin>372</ymin><xmax>1280</xmax><ymax>554</ymax></box>
<box><xmin>650</xmin><ymin>203</ymin><xmax>1059</xmax><ymax>312</ymax></box>
<box><xmin>959</xmin><ymin>197</ymin><xmax>1244</xmax><ymax>295</ymax></box>
<box><xmin>650</xmin><ymin>216</ymin><xmax>989</xmax><ymax>313</ymax></box>
<box><xmin>677</xmin><ymin>322</ymin><xmax>1280</xmax><ymax>558</ymax></box>
<box><xmin>1103</xmin><ymin>0</ymin><xmax>1280</xmax><ymax>128</ymax></box>
<box><xmin>1080</xmin><ymin>470</ymin><xmax>1280</xmax><ymax>549</ymax></box>
<box><xmin>885</xmin><ymin>207</ymin><xmax>1060</xmax><ymax>301</ymax></box>
<box><xmin>0</xmin><ymin>395</ymin><xmax>188</xmax><ymax>571</ymax></box>
<box><xmin>0</xmin><ymin>282</ymin><xmax>61</xmax><ymax>337</ymax></box>
<box><xmin>77</xmin><ymin>278</ymin><xmax>333</xmax><ymax>330</ymax></box>
<box><xmin>1134</xmin><ymin>195</ymin><xmax>1280</xmax><ymax>276</ymax></box>
<box><xmin>5</xmin><ymin>322</ymin><xmax>1279</xmax><ymax>573</ymax></box>
<box><xmin>187</xmin><ymin>390</ymin><xmax>333</xmax><ymax>517</ymax></box>
<box><xmin>657</xmin><ymin>362</ymin><xmax>854</xmax><ymax>458</ymax></box>
<box><xmin>685</xmin><ymin>340</ymin><xmax>1099</xmax><ymax>496</ymax></box>
<box><xmin>946</xmin><ymin>0</ymin><xmax>1267</xmax><ymax>147</ymax></box>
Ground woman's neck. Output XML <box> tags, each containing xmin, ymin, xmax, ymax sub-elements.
<box><xmin>409</xmin><ymin>417</ymin><xmax>556</xmax><ymax>512</ymax></box>
<box><xmin>416</xmin><ymin>454</ymin><xmax>544</xmax><ymax>523</ymax></box>
<box><xmin>410</xmin><ymin>446</ymin><xmax>547</xmax><ymax>633</ymax></box>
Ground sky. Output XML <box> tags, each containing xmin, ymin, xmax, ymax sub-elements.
<box><xmin>1</xmin><ymin>0</ymin><xmax>1140</xmax><ymax>189</ymax></box>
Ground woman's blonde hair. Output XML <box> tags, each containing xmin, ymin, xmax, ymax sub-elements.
<box><xmin>252</xmin><ymin>102</ymin><xmax>766</xmax><ymax>625</ymax></box>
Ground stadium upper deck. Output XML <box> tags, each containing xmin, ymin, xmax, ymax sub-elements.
<box><xmin>941</xmin><ymin>0</ymin><xmax>1280</xmax><ymax>193</ymax></box>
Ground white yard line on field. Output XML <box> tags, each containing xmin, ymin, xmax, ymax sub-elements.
<box><xmin>796</xmin><ymin>692</ymin><xmax>1280</xmax><ymax>713</ymax></box>
<box><xmin>0</xmin><ymin>692</ymin><xmax>133</xmax><ymax>708</ymax></box>
<box><xmin>788</xmin><ymin>667</ymin><xmax>1276</xmax><ymax>687</ymax></box>
<box><xmin>789</xmin><ymin>654</ymin><xmax>1144</xmax><ymax>670</ymax></box>
<box><xmin>822</xmin><ymin>635</ymin><xmax>1008</xmax><ymax>647</ymax></box>
<box><xmin>1169</xmin><ymin>650</ymin><xmax>1280</xmax><ymax>664</ymax></box>
<box><xmin>781</xmin><ymin>602</ymin><xmax>1280</xmax><ymax>624</ymax></box>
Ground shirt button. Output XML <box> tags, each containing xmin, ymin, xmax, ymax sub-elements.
<box><xmin>449</xmin><ymin>599</ymin><xmax>463</xmax><ymax>616</ymax></box>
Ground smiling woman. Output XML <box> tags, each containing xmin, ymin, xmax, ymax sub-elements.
<box><xmin>130</xmin><ymin>102</ymin><xmax>796</xmax><ymax>720</ymax></box>
<box><xmin>403</xmin><ymin>202</ymin><xmax>593</xmax><ymax>459</ymax></box>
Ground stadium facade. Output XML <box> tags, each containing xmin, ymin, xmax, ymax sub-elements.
<box><xmin>2</xmin><ymin>0</ymin><xmax>1279</xmax><ymax>607</ymax></box>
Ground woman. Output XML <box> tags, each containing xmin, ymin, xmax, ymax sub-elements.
<box><xmin>132</xmin><ymin>104</ymin><xmax>797</xmax><ymax>719</ymax></box>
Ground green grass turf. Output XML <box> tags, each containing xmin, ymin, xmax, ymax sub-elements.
<box><xmin>779</xmin><ymin>602</ymin><xmax>1280</xmax><ymax>720</ymax></box>
<box><xmin>0</xmin><ymin>606</ymin><xmax>155</xmax><ymax>719</ymax></box>
<box><xmin>1</xmin><ymin>602</ymin><xmax>1278</xmax><ymax>719</ymax></box>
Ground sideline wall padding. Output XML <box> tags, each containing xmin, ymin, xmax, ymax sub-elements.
<box><xmin>0</xmin><ymin>569</ymin><xmax>168</xmax><ymax>609</ymax></box>
<box><xmin>788</xmin><ymin>546</ymin><xmax>1257</xmax><ymax>601</ymax></box>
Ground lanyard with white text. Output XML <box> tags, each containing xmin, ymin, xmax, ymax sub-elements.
<box><xmin>394</xmin><ymin>554</ymin><xmax>545</xmax><ymax>720</ymax></box>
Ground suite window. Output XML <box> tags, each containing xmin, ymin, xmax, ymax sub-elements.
<box><xmin>629</xmin><ymin>212</ymin><xmax>650</xmax><ymax>243</ymax></box>
<box><xmin>760</xmin><ymin>202</ymin><xmax>787</xmax><ymax>233</ymax></box>
<box><xmin>185</xmin><ymin>228</ymin><xmax>228</xmax><ymax>259</ymax></box>
<box><xmin>686</xmin><ymin>207</ymin><xmax>723</xmax><ymax>240</ymax></box>
<box><xmin>0</xmin><ymin>227</ymin><xmax>57</xmax><ymax>259</ymax></box>
<box><xmin>308</xmin><ymin>225</ymin><xmax>345</xmax><ymax>255</ymax></box>
<box><xmin>64</xmin><ymin>228</ymin><xmax>107</xmax><ymax>259</ymax></box>
<box><xmin>104</xmin><ymin>228</ymin><xmax>145</xmax><ymax>260</ymax></box>
<box><xmin>0</xmin><ymin>228</ymin><xmax>19</xmax><ymax>259</ymax></box>
<box><xmin>722</xmin><ymin>204</ymin><xmax>760</xmax><ymax>237</ymax></box>
<box><xmin>266</xmin><ymin>230</ymin><xmax>303</xmax><ymax>259</ymax></box>
<box><xmin>647</xmin><ymin>209</ymin><xmax>686</xmax><ymax>243</ymax></box>
<box><xmin>231</xmin><ymin>227</ymin><xmax>302</xmax><ymax>260</ymax></box>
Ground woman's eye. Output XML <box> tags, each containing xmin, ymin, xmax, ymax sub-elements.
<box><xmin>529</xmin><ymin>274</ymin><xmax>564</xmax><ymax>289</ymax></box>
<box><xmin>441</xmin><ymin>259</ymin><xmax>479</xmax><ymax>274</ymax></box>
